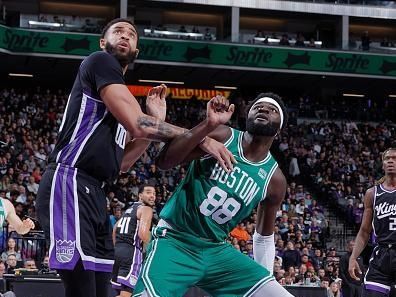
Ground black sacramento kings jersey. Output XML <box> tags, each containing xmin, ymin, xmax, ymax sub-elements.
<box><xmin>49</xmin><ymin>51</ymin><xmax>127</xmax><ymax>182</ymax></box>
<box><xmin>115</xmin><ymin>202</ymin><xmax>142</xmax><ymax>248</ymax></box>
<box><xmin>373</xmin><ymin>184</ymin><xmax>396</xmax><ymax>245</ymax></box>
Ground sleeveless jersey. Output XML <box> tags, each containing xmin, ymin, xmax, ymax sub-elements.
<box><xmin>115</xmin><ymin>202</ymin><xmax>142</xmax><ymax>249</ymax></box>
<box><xmin>372</xmin><ymin>184</ymin><xmax>396</xmax><ymax>245</ymax></box>
<box><xmin>0</xmin><ymin>199</ymin><xmax>6</xmax><ymax>228</ymax></box>
<box><xmin>48</xmin><ymin>51</ymin><xmax>127</xmax><ymax>182</ymax></box>
<box><xmin>160</xmin><ymin>128</ymin><xmax>279</xmax><ymax>242</ymax></box>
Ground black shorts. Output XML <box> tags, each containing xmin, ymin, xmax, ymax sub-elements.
<box><xmin>364</xmin><ymin>245</ymin><xmax>396</xmax><ymax>295</ymax></box>
<box><xmin>36</xmin><ymin>163</ymin><xmax>114</xmax><ymax>272</ymax></box>
<box><xmin>111</xmin><ymin>243</ymin><xmax>143</xmax><ymax>292</ymax></box>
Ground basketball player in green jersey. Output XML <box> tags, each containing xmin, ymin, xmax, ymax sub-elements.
<box><xmin>0</xmin><ymin>197</ymin><xmax>35</xmax><ymax>234</ymax></box>
<box><xmin>133</xmin><ymin>93</ymin><xmax>294</xmax><ymax>297</ymax></box>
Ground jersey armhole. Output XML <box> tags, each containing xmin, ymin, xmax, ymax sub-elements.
<box><xmin>223</xmin><ymin>127</ymin><xmax>235</xmax><ymax>148</ymax></box>
<box><xmin>373</xmin><ymin>185</ymin><xmax>378</xmax><ymax>208</ymax></box>
<box><xmin>200</xmin><ymin>127</ymin><xmax>234</xmax><ymax>160</ymax></box>
<box><xmin>260</xmin><ymin>163</ymin><xmax>279</xmax><ymax>202</ymax></box>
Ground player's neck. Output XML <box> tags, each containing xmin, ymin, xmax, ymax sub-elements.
<box><xmin>242</xmin><ymin>132</ymin><xmax>273</xmax><ymax>162</ymax></box>
<box><xmin>384</xmin><ymin>175</ymin><xmax>396</xmax><ymax>189</ymax></box>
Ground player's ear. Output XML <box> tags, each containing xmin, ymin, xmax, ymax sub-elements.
<box><xmin>99</xmin><ymin>38</ymin><xmax>106</xmax><ymax>50</ymax></box>
<box><xmin>135</xmin><ymin>49</ymin><xmax>139</xmax><ymax>59</ymax></box>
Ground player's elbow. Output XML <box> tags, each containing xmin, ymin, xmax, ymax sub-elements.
<box><xmin>120</xmin><ymin>160</ymin><xmax>131</xmax><ymax>173</ymax></box>
<box><xmin>125</xmin><ymin>119</ymin><xmax>147</xmax><ymax>139</ymax></box>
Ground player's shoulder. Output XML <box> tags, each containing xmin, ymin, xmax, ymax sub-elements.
<box><xmin>366</xmin><ymin>186</ymin><xmax>375</xmax><ymax>197</ymax></box>
<box><xmin>82</xmin><ymin>51</ymin><xmax>119</xmax><ymax>68</ymax></box>
<box><xmin>0</xmin><ymin>198</ymin><xmax>12</xmax><ymax>212</ymax></box>
<box><xmin>269</xmin><ymin>167</ymin><xmax>286</xmax><ymax>188</ymax></box>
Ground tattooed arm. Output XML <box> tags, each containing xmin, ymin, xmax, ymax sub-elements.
<box><xmin>101</xmin><ymin>84</ymin><xmax>234</xmax><ymax>172</ymax></box>
<box><xmin>101</xmin><ymin>84</ymin><xmax>187</xmax><ymax>141</ymax></box>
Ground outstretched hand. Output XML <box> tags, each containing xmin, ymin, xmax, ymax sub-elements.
<box><xmin>200</xmin><ymin>137</ymin><xmax>237</xmax><ymax>173</ymax></box>
<box><xmin>146</xmin><ymin>84</ymin><xmax>167</xmax><ymax>121</ymax></box>
<box><xmin>207</xmin><ymin>95</ymin><xmax>235</xmax><ymax>128</ymax></box>
<box><xmin>19</xmin><ymin>218</ymin><xmax>35</xmax><ymax>235</ymax></box>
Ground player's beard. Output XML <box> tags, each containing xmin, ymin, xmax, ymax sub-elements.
<box><xmin>105</xmin><ymin>41</ymin><xmax>136</xmax><ymax>67</ymax></box>
<box><xmin>246</xmin><ymin>117</ymin><xmax>279</xmax><ymax>136</ymax></box>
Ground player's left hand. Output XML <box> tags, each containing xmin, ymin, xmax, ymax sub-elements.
<box><xmin>206</xmin><ymin>95</ymin><xmax>235</xmax><ymax>128</ymax></box>
<box><xmin>19</xmin><ymin>218</ymin><xmax>35</xmax><ymax>235</ymax></box>
<box><xmin>146</xmin><ymin>84</ymin><xmax>167</xmax><ymax>121</ymax></box>
<box><xmin>200</xmin><ymin>137</ymin><xmax>236</xmax><ymax>173</ymax></box>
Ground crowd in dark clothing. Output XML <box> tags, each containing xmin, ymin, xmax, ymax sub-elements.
<box><xmin>0</xmin><ymin>87</ymin><xmax>394</xmax><ymax>296</ymax></box>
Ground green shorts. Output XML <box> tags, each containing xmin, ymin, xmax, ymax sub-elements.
<box><xmin>133</xmin><ymin>225</ymin><xmax>273</xmax><ymax>297</ymax></box>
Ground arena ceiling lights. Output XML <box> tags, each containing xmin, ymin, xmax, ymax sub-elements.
<box><xmin>388</xmin><ymin>95</ymin><xmax>396</xmax><ymax>98</ymax></box>
<box><xmin>214</xmin><ymin>85</ymin><xmax>238</xmax><ymax>90</ymax></box>
<box><xmin>342</xmin><ymin>93</ymin><xmax>365</xmax><ymax>98</ymax></box>
<box><xmin>138</xmin><ymin>79</ymin><xmax>184</xmax><ymax>85</ymax></box>
<box><xmin>8</xmin><ymin>73</ymin><xmax>34</xmax><ymax>78</ymax></box>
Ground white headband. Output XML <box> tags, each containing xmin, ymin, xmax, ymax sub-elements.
<box><xmin>250</xmin><ymin>97</ymin><xmax>284</xmax><ymax>129</ymax></box>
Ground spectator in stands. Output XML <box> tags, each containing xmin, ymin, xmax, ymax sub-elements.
<box><xmin>279</xmin><ymin>34</ymin><xmax>290</xmax><ymax>46</ymax></box>
<box><xmin>23</xmin><ymin>258</ymin><xmax>37</xmax><ymax>269</ymax></box>
<box><xmin>192</xmin><ymin>26</ymin><xmax>200</xmax><ymax>33</ymax></box>
<box><xmin>255</xmin><ymin>30</ymin><xmax>264</xmax><ymax>38</ymax></box>
<box><xmin>321</xmin><ymin>277</ymin><xmax>330</xmax><ymax>289</ymax></box>
<box><xmin>283</xmin><ymin>241</ymin><xmax>301</xmax><ymax>270</ymax></box>
<box><xmin>230</xmin><ymin>222</ymin><xmax>251</xmax><ymax>242</ymax></box>
<box><xmin>204</xmin><ymin>28</ymin><xmax>212</xmax><ymax>40</ymax></box>
<box><xmin>5</xmin><ymin>254</ymin><xmax>17</xmax><ymax>274</ymax></box>
<box><xmin>178</xmin><ymin>25</ymin><xmax>187</xmax><ymax>33</ymax></box>
<box><xmin>1</xmin><ymin>238</ymin><xmax>21</xmax><ymax>262</ymax></box>
<box><xmin>361</xmin><ymin>31</ymin><xmax>370</xmax><ymax>51</ymax></box>
<box><xmin>327</xmin><ymin>281</ymin><xmax>342</xmax><ymax>297</ymax></box>
<box><xmin>295</xmin><ymin>33</ymin><xmax>305</xmax><ymax>47</ymax></box>
<box><xmin>26</xmin><ymin>176</ymin><xmax>39</xmax><ymax>195</ymax></box>
<box><xmin>155</xmin><ymin>24</ymin><xmax>166</xmax><ymax>31</ymax></box>
<box><xmin>308</xmin><ymin>38</ymin><xmax>316</xmax><ymax>48</ymax></box>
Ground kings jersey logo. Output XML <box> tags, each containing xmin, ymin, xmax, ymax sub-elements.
<box><xmin>56</xmin><ymin>239</ymin><xmax>76</xmax><ymax>263</ymax></box>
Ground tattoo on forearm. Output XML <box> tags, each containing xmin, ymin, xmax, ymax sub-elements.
<box><xmin>137</xmin><ymin>116</ymin><xmax>184</xmax><ymax>140</ymax></box>
<box><xmin>137</xmin><ymin>116</ymin><xmax>157</xmax><ymax>128</ymax></box>
<box><xmin>158</xmin><ymin>122</ymin><xmax>174</xmax><ymax>137</ymax></box>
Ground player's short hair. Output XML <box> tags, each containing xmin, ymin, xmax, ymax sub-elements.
<box><xmin>101</xmin><ymin>18</ymin><xmax>139</xmax><ymax>41</ymax></box>
<box><xmin>246</xmin><ymin>92</ymin><xmax>288</xmax><ymax>129</ymax></box>
<box><xmin>138</xmin><ymin>184</ymin><xmax>155</xmax><ymax>194</ymax></box>
<box><xmin>382</xmin><ymin>147</ymin><xmax>396</xmax><ymax>160</ymax></box>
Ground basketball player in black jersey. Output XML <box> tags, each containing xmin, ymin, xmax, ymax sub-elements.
<box><xmin>111</xmin><ymin>185</ymin><xmax>155</xmax><ymax>297</ymax></box>
<box><xmin>36</xmin><ymin>18</ymin><xmax>234</xmax><ymax>297</ymax></box>
<box><xmin>349</xmin><ymin>148</ymin><xmax>396</xmax><ymax>297</ymax></box>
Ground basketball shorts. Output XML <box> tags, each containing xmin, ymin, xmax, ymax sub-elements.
<box><xmin>364</xmin><ymin>245</ymin><xmax>396</xmax><ymax>295</ymax></box>
<box><xmin>133</xmin><ymin>223</ymin><xmax>274</xmax><ymax>297</ymax></box>
<box><xmin>111</xmin><ymin>243</ymin><xmax>143</xmax><ymax>292</ymax></box>
<box><xmin>36</xmin><ymin>163</ymin><xmax>114</xmax><ymax>272</ymax></box>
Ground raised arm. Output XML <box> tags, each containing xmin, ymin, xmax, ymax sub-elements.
<box><xmin>155</xmin><ymin>96</ymin><xmax>236</xmax><ymax>171</ymax></box>
<box><xmin>349</xmin><ymin>188</ymin><xmax>374</xmax><ymax>280</ymax></box>
<box><xmin>101</xmin><ymin>84</ymin><xmax>186</xmax><ymax>141</ymax></box>
<box><xmin>254</xmin><ymin>168</ymin><xmax>287</xmax><ymax>274</ymax></box>
<box><xmin>120</xmin><ymin>85</ymin><xmax>169</xmax><ymax>172</ymax></box>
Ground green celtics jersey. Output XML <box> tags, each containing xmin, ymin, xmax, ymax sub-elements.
<box><xmin>160</xmin><ymin>128</ymin><xmax>279</xmax><ymax>242</ymax></box>
<box><xmin>0</xmin><ymin>199</ymin><xmax>7</xmax><ymax>228</ymax></box>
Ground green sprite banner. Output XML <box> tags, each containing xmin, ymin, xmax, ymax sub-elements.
<box><xmin>1</xmin><ymin>25</ymin><xmax>396</xmax><ymax>77</ymax></box>
<box><xmin>0</xmin><ymin>25</ymin><xmax>100</xmax><ymax>55</ymax></box>
<box><xmin>139</xmin><ymin>39</ymin><xmax>396</xmax><ymax>77</ymax></box>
